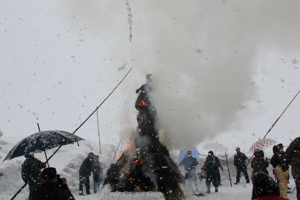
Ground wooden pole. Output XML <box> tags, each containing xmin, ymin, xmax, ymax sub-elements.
<box><xmin>246</xmin><ymin>90</ymin><xmax>300</xmax><ymax>166</ymax></box>
<box><xmin>225</xmin><ymin>152</ymin><xmax>232</xmax><ymax>187</ymax></box>
<box><xmin>46</xmin><ymin>68</ymin><xmax>132</xmax><ymax>163</ymax></box>
<box><xmin>97</xmin><ymin>108</ymin><xmax>102</xmax><ymax>154</ymax></box>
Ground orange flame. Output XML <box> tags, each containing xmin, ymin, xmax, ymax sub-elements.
<box><xmin>138</xmin><ymin>100</ymin><xmax>149</xmax><ymax>107</ymax></box>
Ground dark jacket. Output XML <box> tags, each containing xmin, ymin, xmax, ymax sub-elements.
<box><xmin>179</xmin><ymin>156</ymin><xmax>198</xmax><ymax>171</ymax></box>
<box><xmin>234</xmin><ymin>152</ymin><xmax>248</xmax><ymax>170</ymax></box>
<box><xmin>251</xmin><ymin>149</ymin><xmax>269</xmax><ymax>175</ymax></box>
<box><xmin>290</xmin><ymin>151</ymin><xmax>300</xmax><ymax>179</ymax></box>
<box><xmin>31</xmin><ymin>182</ymin><xmax>75</xmax><ymax>200</ymax></box>
<box><xmin>79</xmin><ymin>156</ymin><xmax>94</xmax><ymax>176</ymax></box>
<box><xmin>252</xmin><ymin>172</ymin><xmax>281</xmax><ymax>199</ymax></box>
<box><xmin>202</xmin><ymin>156</ymin><xmax>221</xmax><ymax>176</ymax></box>
<box><xmin>21</xmin><ymin>155</ymin><xmax>45</xmax><ymax>191</ymax></box>
<box><xmin>270</xmin><ymin>149</ymin><xmax>283</xmax><ymax>169</ymax></box>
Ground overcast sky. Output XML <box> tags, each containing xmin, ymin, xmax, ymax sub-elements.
<box><xmin>0</xmin><ymin>0</ymin><xmax>299</xmax><ymax>152</ymax></box>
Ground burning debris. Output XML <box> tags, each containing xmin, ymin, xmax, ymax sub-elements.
<box><xmin>104</xmin><ymin>74</ymin><xmax>185</xmax><ymax>200</ymax></box>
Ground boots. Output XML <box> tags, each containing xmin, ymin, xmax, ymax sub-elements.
<box><xmin>215</xmin><ymin>187</ymin><xmax>218</xmax><ymax>192</ymax></box>
<box><xmin>79</xmin><ymin>190</ymin><xmax>84</xmax><ymax>196</ymax></box>
<box><xmin>86</xmin><ymin>190</ymin><xmax>91</xmax><ymax>195</ymax></box>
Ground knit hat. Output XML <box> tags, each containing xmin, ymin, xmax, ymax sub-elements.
<box><xmin>41</xmin><ymin>167</ymin><xmax>57</xmax><ymax>180</ymax></box>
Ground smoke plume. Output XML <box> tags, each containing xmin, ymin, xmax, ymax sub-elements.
<box><xmin>60</xmin><ymin>0</ymin><xmax>300</xmax><ymax>149</ymax></box>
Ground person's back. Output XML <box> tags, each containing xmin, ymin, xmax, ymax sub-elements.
<box><xmin>79</xmin><ymin>152</ymin><xmax>95</xmax><ymax>195</ymax></box>
<box><xmin>251</xmin><ymin>149</ymin><xmax>269</xmax><ymax>174</ymax></box>
<box><xmin>252</xmin><ymin>172</ymin><xmax>282</xmax><ymax>200</ymax></box>
<box><xmin>80</xmin><ymin>155</ymin><xmax>94</xmax><ymax>176</ymax></box>
<box><xmin>21</xmin><ymin>154</ymin><xmax>46</xmax><ymax>197</ymax></box>
<box><xmin>31</xmin><ymin>167</ymin><xmax>74</xmax><ymax>200</ymax></box>
<box><xmin>31</xmin><ymin>182</ymin><xmax>74</xmax><ymax>200</ymax></box>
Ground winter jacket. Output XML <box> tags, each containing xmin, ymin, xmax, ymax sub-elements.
<box><xmin>21</xmin><ymin>155</ymin><xmax>45</xmax><ymax>191</ymax></box>
<box><xmin>290</xmin><ymin>151</ymin><xmax>300</xmax><ymax>179</ymax></box>
<box><xmin>251</xmin><ymin>149</ymin><xmax>269</xmax><ymax>175</ymax></box>
<box><xmin>234</xmin><ymin>152</ymin><xmax>248</xmax><ymax>170</ymax></box>
<box><xmin>31</xmin><ymin>182</ymin><xmax>75</xmax><ymax>200</ymax></box>
<box><xmin>93</xmin><ymin>161</ymin><xmax>106</xmax><ymax>182</ymax></box>
<box><xmin>274</xmin><ymin>165</ymin><xmax>289</xmax><ymax>199</ymax></box>
<box><xmin>202</xmin><ymin>156</ymin><xmax>221</xmax><ymax>176</ymax></box>
<box><xmin>79</xmin><ymin>156</ymin><xmax>94</xmax><ymax>176</ymax></box>
<box><xmin>252</xmin><ymin>172</ymin><xmax>281</xmax><ymax>199</ymax></box>
<box><xmin>270</xmin><ymin>153</ymin><xmax>283</xmax><ymax>169</ymax></box>
<box><xmin>179</xmin><ymin>156</ymin><xmax>198</xmax><ymax>171</ymax></box>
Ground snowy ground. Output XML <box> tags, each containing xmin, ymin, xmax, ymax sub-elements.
<box><xmin>0</xmin><ymin>135</ymin><xmax>298</xmax><ymax>200</ymax></box>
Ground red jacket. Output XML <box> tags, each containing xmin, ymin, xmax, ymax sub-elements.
<box><xmin>253</xmin><ymin>195</ymin><xmax>285</xmax><ymax>200</ymax></box>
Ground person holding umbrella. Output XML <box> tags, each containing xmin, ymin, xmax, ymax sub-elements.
<box><xmin>21</xmin><ymin>153</ymin><xmax>46</xmax><ymax>199</ymax></box>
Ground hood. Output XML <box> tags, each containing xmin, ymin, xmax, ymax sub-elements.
<box><xmin>254</xmin><ymin>149</ymin><xmax>264</xmax><ymax>157</ymax></box>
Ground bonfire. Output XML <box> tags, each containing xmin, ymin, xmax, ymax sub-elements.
<box><xmin>104</xmin><ymin>75</ymin><xmax>185</xmax><ymax>200</ymax></box>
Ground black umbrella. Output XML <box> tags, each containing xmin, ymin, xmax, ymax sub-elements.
<box><xmin>3</xmin><ymin>130</ymin><xmax>84</xmax><ymax>161</ymax></box>
<box><xmin>285</xmin><ymin>137</ymin><xmax>300</xmax><ymax>161</ymax></box>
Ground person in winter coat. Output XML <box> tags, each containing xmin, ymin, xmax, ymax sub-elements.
<box><xmin>202</xmin><ymin>151</ymin><xmax>223</xmax><ymax>193</ymax></box>
<box><xmin>274</xmin><ymin>163</ymin><xmax>289</xmax><ymax>199</ymax></box>
<box><xmin>252</xmin><ymin>172</ymin><xmax>285</xmax><ymax>200</ymax></box>
<box><xmin>179</xmin><ymin>150</ymin><xmax>199</xmax><ymax>193</ymax></box>
<box><xmin>21</xmin><ymin>154</ymin><xmax>46</xmax><ymax>198</ymax></box>
<box><xmin>31</xmin><ymin>167</ymin><xmax>75</xmax><ymax>200</ymax></box>
<box><xmin>271</xmin><ymin>145</ymin><xmax>284</xmax><ymax>182</ymax></box>
<box><xmin>93</xmin><ymin>155</ymin><xmax>107</xmax><ymax>193</ymax></box>
<box><xmin>251</xmin><ymin>149</ymin><xmax>269</xmax><ymax>181</ymax></box>
<box><xmin>79</xmin><ymin>152</ymin><xmax>95</xmax><ymax>195</ymax></box>
<box><xmin>288</xmin><ymin>143</ymin><xmax>300</xmax><ymax>200</ymax></box>
<box><xmin>234</xmin><ymin>147</ymin><xmax>250</xmax><ymax>184</ymax></box>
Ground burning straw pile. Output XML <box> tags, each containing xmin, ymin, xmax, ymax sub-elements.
<box><xmin>104</xmin><ymin>75</ymin><xmax>185</xmax><ymax>200</ymax></box>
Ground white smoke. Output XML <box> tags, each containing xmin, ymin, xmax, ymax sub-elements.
<box><xmin>59</xmin><ymin>0</ymin><xmax>300</xmax><ymax>149</ymax></box>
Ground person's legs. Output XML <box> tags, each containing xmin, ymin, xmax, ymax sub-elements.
<box><xmin>85</xmin><ymin>175</ymin><xmax>91</xmax><ymax>195</ymax></box>
<box><xmin>243</xmin><ymin>168</ymin><xmax>250</xmax><ymax>183</ymax></box>
<box><xmin>212</xmin><ymin>175</ymin><xmax>219</xmax><ymax>192</ymax></box>
<box><xmin>94</xmin><ymin>181</ymin><xmax>101</xmax><ymax>193</ymax></box>
<box><xmin>79</xmin><ymin>175</ymin><xmax>86</xmax><ymax>195</ymax></box>
<box><xmin>295</xmin><ymin>178</ymin><xmax>300</xmax><ymax>200</ymax></box>
<box><xmin>206</xmin><ymin>175</ymin><xmax>212</xmax><ymax>193</ymax></box>
<box><xmin>235</xmin><ymin>169</ymin><xmax>241</xmax><ymax>184</ymax></box>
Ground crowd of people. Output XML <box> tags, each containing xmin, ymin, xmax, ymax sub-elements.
<box><xmin>4</xmin><ymin>139</ymin><xmax>298</xmax><ymax>199</ymax></box>
<box><xmin>179</xmin><ymin>142</ymin><xmax>300</xmax><ymax>200</ymax></box>
<box><xmin>20</xmin><ymin>152</ymin><xmax>106</xmax><ymax>199</ymax></box>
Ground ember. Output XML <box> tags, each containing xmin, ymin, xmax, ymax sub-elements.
<box><xmin>104</xmin><ymin>74</ymin><xmax>185</xmax><ymax>200</ymax></box>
